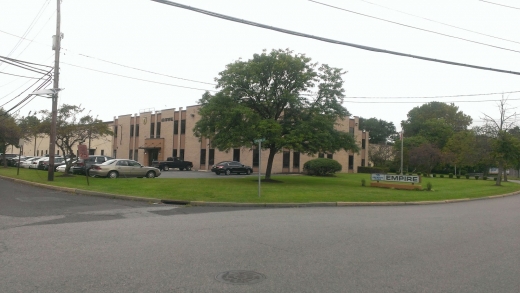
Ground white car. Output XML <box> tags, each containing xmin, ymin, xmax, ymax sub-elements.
<box><xmin>21</xmin><ymin>157</ymin><xmax>42</xmax><ymax>169</ymax></box>
<box><xmin>30</xmin><ymin>157</ymin><xmax>48</xmax><ymax>169</ymax></box>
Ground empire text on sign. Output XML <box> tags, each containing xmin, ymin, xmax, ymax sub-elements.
<box><xmin>371</xmin><ymin>173</ymin><xmax>420</xmax><ymax>183</ymax></box>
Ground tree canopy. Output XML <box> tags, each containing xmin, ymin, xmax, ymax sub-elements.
<box><xmin>194</xmin><ymin>49</ymin><xmax>358</xmax><ymax>179</ymax></box>
<box><xmin>359</xmin><ymin>117</ymin><xmax>396</xmax><ymax>144</ymax></box>
<box><xmin>40</xmin><ymin>104</ymin><xmax>112</xmax><ymax>173</ymax></box>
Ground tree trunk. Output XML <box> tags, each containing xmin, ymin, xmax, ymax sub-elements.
<box><xmin>496</xmin><ymin>161</ymin><xmax>503</xmax><ymax>186</ymax></box>
<box><xmin>33</xmin><ymin>135</ymin><xmax>37</xmax><ymax>156</ymax></box>
<box><xmin>503</xmin><ymin>168</ymin><xmax>508</xmax><ymax>182</ymax></box>
<box><xmin>264</xmin><ymin>147</ymin><xmax>278</xmax><ymax>180</ymax></box>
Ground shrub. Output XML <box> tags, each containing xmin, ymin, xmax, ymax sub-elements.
<box><xmin>465</xmin><ymin>175</ymin><xmax>470</xmax><ymax>179</ymax></box>
<box><xmin>433</xmin><ymin>173</ymin><xmax>437</xmax><ymax>177</ymax></box>
<box><xmin>449</xmin><ymin>173</ymin><xmax>453</xmax><ymax>178</ymax></box>
<box><xmin>303</xmin><ymin>158</ymin><xmax>342</xmax><ymax>176</ymax></box>
<box><xmin>475</xmin><ymin>176</ymin><xmax>479</xmax><ymax>180</ymax></box>
<box><xmin>494</xmin><ymin>177</ymin><xmax>497</xmax><ymax>181</ymax></box>
<box><xmin>408</xmin><ymin>173</ymin><xmax>413</xmax><ymax>175</ymax></box>
<box><xmin>440</xmin><ymin>174</ymin><xmax>445</xmax><ymax>178</ymax></box>
<box><xmin>461</xmin><ymin>170</ymin><xmax>467</xmax><ymax>175</ymax></box>
<box><xmin>456</xmin><ymin>175</ymin><xmax>460</xmax><ymax>179</ymax></box>
<box><xmin>483</xmin><ymin>176</ymin><xmax>487</xmax><ymax>180</ymax></box>
<box><xmin>361</xmin><ymin>179</ymin><xmax>366</xmax><ymax>186</ymax></box>
<box><xmin>426</xmin><ymin>182</ymin><xmax>432</xmax><ymax>191</ymax></box>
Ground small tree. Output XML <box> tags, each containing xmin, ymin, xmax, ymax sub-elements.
<box><xmin>40</xmin><ymin>104</ymin><xmax>113</xmax><ymax>174</ymax></box>
<box><xmin>0</xmin><ymin>108</ymin><xmax>21</xmax><ymax>167</ymax></box>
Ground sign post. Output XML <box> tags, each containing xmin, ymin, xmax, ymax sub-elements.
<box><xmin>254</xmin><ymin>138</ymin><xmax>265</xmax><ymax>197</ymax></box>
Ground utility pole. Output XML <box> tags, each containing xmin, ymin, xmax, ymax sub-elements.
<box><xmin>48</xmin><ymin>0</ymin><xmax>61</xmax><ymax>181</ymax></box>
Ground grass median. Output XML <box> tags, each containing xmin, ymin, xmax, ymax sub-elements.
<box><xmin>1</xmin><ymin>167</ymin><xmax>520</xmax><ymax>203</ymax></box>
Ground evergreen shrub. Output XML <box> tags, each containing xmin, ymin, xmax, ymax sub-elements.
<box><xmin>303</xmin><ymin>158</ymin><xmax>342</xmax><ymax>176</ymax></box>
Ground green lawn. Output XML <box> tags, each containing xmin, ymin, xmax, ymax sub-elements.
<box><xmin>1</xmin><ymin>167</ymin><xmax>519</xmax><ymax>203</ymax></box>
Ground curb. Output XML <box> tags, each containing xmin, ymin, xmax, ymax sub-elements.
<box><xmin>2</xmin><ymin>175</ymin><xmax>520</xmax><ymax>207</ymax></box>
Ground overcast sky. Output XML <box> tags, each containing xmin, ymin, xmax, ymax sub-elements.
<box><xmin>1</xmin><ymin>0</ymin><xmax>519</xmax><ymax>130</ymax></box>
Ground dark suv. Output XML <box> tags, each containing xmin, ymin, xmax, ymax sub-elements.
<box><xmin>211</xmin><ymin>161</ymin><xmax>253</xmax><ymax>175</ymax></box>
<box><xmin>72</xmin><ymin>155</ymin><xmax>113</xmax><ymax>175</ymax></box>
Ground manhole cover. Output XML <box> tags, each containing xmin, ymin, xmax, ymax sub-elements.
<box><xmin>215</xmin><ymin>270</ymin><xmax>266</xmax><ymax>285</ymax></box>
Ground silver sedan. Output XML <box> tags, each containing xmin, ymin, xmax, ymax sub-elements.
<box><xmin>89</xmin><ymin>159</ymin><xmax>161</xmax><ymax>179</ymax></box>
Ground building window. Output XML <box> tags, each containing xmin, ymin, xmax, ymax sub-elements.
<box><xmin>253</xmin><ymin>147</ymin><xmax>259</xmax><ymax>167</ymax></box>
<box><xmin>180</xmin><ymin>149</ymin><xmax>184</xmax><ymax>160</ymax></box>
<box><xmin>327</xmin><ymin>153</ymin><xmax>333</xmax><ymax>159</ymax></box>
<box><xmin>173</xmin><ymin>149</ymin><xmax>177</xmax><ymax>158</ymax></box>
<box><xmin>209</xmin><ymin>149</ymin><xmax>215</xmax><ymax>165</ymax></box>
<box><xmin>283</xmin><ymin>150</ymin><xmax>290</xmax><ymax>168</ymax></box>
<box><xmin>349</xmin><ymin>155</ymin><xmax>354</xmax><ymax>170</ymax></box>
<box><xmin>200</xmin><ymin>149</ymin><xmax>206</xmax><ymax>165</ymax></box>
<box><xmin>156</xmin><ymin>122</ymin><xmax>161</xmax><ymax>138</ymax></box>
<box><xmin>134</xmin><ymin>150</ymin><xmax>138</xmax><ymax>162</ymax></box>
<box><xmin>113</xmin><ymin>150</ymin><xmax>117</xmax><ymax>158</ymax></box>
<box><xmin>150</xmin><ymin>123</ymin><xmax>155</xmax><ymax>138</ymax></box>
<box><xmin>130</xmin><ymin>125</ymin><xmax>134</xmax><ymax>137</ymax></box>
<box><xmin>57</xmin><ymin>150</ymin><xmax>59</xmax><ymax>155</ymax></box>
<box><xmin>318</xmin><ymin>153</ymin><xmax>324</xmax><ymax>158</ymax></box>
<box><xmin>181</xmin><ymin>119</ymin><xmax>186</xmax><ymax>134</ymax></box>
<box><xmin>46</xmin><ymin>150</ymin><xmax>48</xmax><ymax>154</ymax></box>
<box><xmin>361</xmin><ymin>159</ymin><xmax>365</xmax><ymax>167</ymax></box>
<box><xmin>135</xmin><ymin>124</ymin><xmax>139</xmax><ymax>137</ymax></box>
<box><xmin>233</xmin><ymin>149</ymin><xmax>240</xmax><ymax>162</ymax></box>
<box><xmin>293</xmin><ymin>152</ymin><xmax>300</xmax><ymax>168</ymax></box>
<box><xmin>101</xmin><ymin>150</ymin><xmax>104</xmax><ymax>156</ymax></box>
<box><xmin>89</xmin><ymin>149</ymin><xmax>95</xmax><ymax>155</ymax></box>
<box><xmin>174</xmin><ymin>120</ymin><xmax>179</xmax><ymax>135</ymax></box>
<box><xmin>349</xmin><ymin>127</ymin><xmax>354</xmax><ymax>134</ymax></box>
<box><xmin>114</xmin><ymin>126</ymin><xmax>118</xmax><ymax>137</ymax></box>
<box><xmin>362</xmin><ymin>139</ymin><xmax>366</xmax><ymax>149</ymax></box>
<box><xmin>129</xmin><ymin>150</ymin><xmax>133</xmax><ymax>159</ymax></box>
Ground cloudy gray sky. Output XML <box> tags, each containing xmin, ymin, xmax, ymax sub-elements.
<box><xmin>1</xmin><ymin>0</ymin><xmax>519</xmax><ymax>130</ymax></box>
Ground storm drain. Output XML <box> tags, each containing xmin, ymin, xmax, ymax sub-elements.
<box><xmin>215</xmin><ymin>270</ymin><xmax>266</xmax><ymax>285</ymax></box>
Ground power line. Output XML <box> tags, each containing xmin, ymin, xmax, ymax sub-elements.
<box><xmin>61</xmin><ymin>61</ymin><xmax>217</xmax><ymax>92</ymax></box>
<box><xmin>355</xmin><ymin>0</ymin><xmax>520</xmax><ymax>45</ymax></box>
<box><xmin>150</xmin><ymin>0</ymin><xmax>520</xmax><ymax>76</ymax></box>
<box><xmin>344</xmin><ymin>98</ymin><xmax>520</xmax><ymax>103</ymax></box>
<box><xmin>64</xmin><ymin>50</ymin><xmax>217</xmax><ymax>86</ymax></box>
<box><xmin>0</xmin><ymin>71</ymin><xmax>44</xmax><ymax>79</ymax></box>
<box><xmin>0</xmin><ymin>29</ymin><xmax>218</xmax><ymax>86</ymax></box>
<box><xmin>479</xmin><ymin>0</ymin><xmax>520</xmax><ymax>10</ymax></box>
<box><xmin>0</xmin><ymin>69</ymin><xmax>53</xmax><ymax>108</ymax></box>
<box><xmin>345</xmin><ymin>90</ymin><xmax>520</xmax><ymax>99</ymax></box>
<box><xmin>309</xmin><ymin>0</ymin><xmax>520</xmax><ymax>54</ymax></box>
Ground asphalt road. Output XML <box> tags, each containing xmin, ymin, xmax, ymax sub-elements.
<box><xmin>1</xmin><ymin>177</ymin><xmax>520</xmax><ymax>292</ymax></box>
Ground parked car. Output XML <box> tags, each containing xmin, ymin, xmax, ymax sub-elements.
<box><xmin>0</xmin><ymin>153</ymin><xmax>18</xmax><ymax>165</ymax></box>
<box><xmin>89</xmin><ymin>159</ymin><xmax>161</xmax><ymax>178</ymax></box>
<box><xmin>21</xmin><ymin>157</ymin><xmax>41</xmax><ymax>168</ymax></box>
<box><xmin>30</xmin><ymin>157</ymin><xmax>48</xmax><ymax>169</ymax></box>
<box><xmin>8</xmin><ymin>156</ymin><xmax>31</xmax><ymax>166</ymax></box>
<box><xmin>72</xmin><ymin>155</ymin><xmax>113</xmax><ymax>175</ymax></box>
<box><xmin>211</xmin><ymin>161</ymin><xmax>253</xmax><ymax>175</ymax></box>
<box><xmin>38</xmin><ymin>157</ymin><xmax>65</xmax><ymax>171</ymax></box>
<box><xmin>151</xmin><ymin>157</ymin><xmax>193</xmax><ymax>171</ymax></box>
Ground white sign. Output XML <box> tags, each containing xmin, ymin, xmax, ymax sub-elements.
<box><xmin>371</xmin><ymin>173</ymin><xmax>420</xmax><ymax>183</ymax></box>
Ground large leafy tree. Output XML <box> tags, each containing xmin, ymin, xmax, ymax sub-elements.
<box><xmin>41</xmin><ymin>104</ymin><xmax>113</xmax><ymax>174</ymax></box>
<box><xmin>18</xmin><ymin>113</ymin><xmax>45</xmax><ymax>156</ymax></box>
<box><xmin>194</xmin><ymin>49</ymin><xmax>358</xmax><ymax>179</ymax></box>
<box><xmin>359</xmin><ymin>117</ymin><xmax>397</xmax><ymax>144</ymax></box>
<box><xmin>0</xmin><ymin>108</ymin><xmax>21</xmax><ymax>167</ymax></box>
<box><xmin>402</xmin><ymin>102</ymin><xmax>472</xmax><ymax>137</ymax></box>
<box><xmin>443</xmin><ymin>130</ymin><xmax>479</xmax><ymax>173</ymax></box>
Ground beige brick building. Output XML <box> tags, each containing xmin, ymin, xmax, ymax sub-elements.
<box><xmin>17</xmin><ymin>105</ymin><xmax>369</xmax><ymax>173</ymax></box>
<box><xmin>112</xmin><ymin>105</ymin><xmax>369</xmax><ymax>173</ymax></box>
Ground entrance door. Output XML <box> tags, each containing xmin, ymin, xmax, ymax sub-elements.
<box><xmin>148</xmin><ymin>149</ymin><xmax>159</xmax><ymax>166</ymax></box>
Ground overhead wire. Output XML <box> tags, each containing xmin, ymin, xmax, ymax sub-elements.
<box><xmin>0</xmin><ymin>68</ymin><xmax>54</xmax><ymax>108</ymax></box>
<box><xmin>308</xmin><ymin>0</ymin><xmax>520</xmax><ymax>54</ymax></box>
<box><xmin>0</xmin><ymin>71</ymin><xmax>45</xmax><ymax>79</ymax></box>
<box><xmin>344</xmin><ymin>98</ymin><xmax>520</xmax><ymax>103</ymax></box>
<box><xmin>60</xmin><ymin>61</ymin><xmax>217</xmax><ymax>92</ymax></box>
<box><xmin>345</xmin><ymin>90</ymin><xmax>520</xmax><ymax>99</ymax></box>
<box><xmin>479</xmin><ymin>0</ymin><xmax>520</xmax><ymax>10</ymax></box>
<box><xmin>150</xmin><ymin>0</ymin><xmax>520</xmax><ymax>76</ymax></box>
<box><xmin>354</xmin><ymin>0</ymin><xmax>520</xmax><ymax>45</ymax></box>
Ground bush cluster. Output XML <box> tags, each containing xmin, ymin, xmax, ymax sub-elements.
<box><xmin>303</xmin><ymin>158</ymin><xmax>342</xmax><ymax>176</ymax></box>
